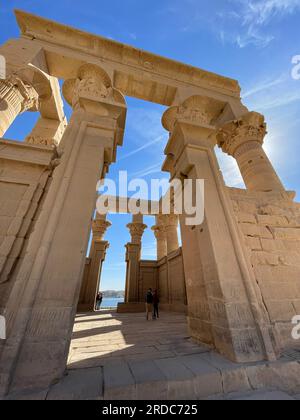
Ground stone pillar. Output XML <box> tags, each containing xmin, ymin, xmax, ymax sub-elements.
<box><xmin>78</xmin><ymin>214</ymin><xmax>111</xmax><ymax>311</ymax></box>
<box><xmin>0</xmin><ymin>63</ymin><xmax>127</xmax><ymax>395</ymax></box>
<box><xmin>164</xmin><ymin>214</ymin><xmax>179</xmax><ymax>254</ymax></box>
<box><xmin>161</xmin><ymin>95</ymin><xmax>277</xmax><ymax>363</ymax></box>
<box><xmin>217</xmin><ymin>112</ymin><xmax>285</xmax><ymax>192</ymax></box>
<box><xmin>0</xmin><ymin>74</ymin><xmax>39</xmax><ymax>137</ymax></box>
<box><xmin>25</xmin><ymin>116</ymin><xmax>67</xmax><ymax>147</ymax></box>
<box><xmin>125</xmin><ymin>215</ymin><xmax>147</xmax><ymax>303</ymax></box>
<box><xmin>152</xmin><ymin>216</ymin><xmax>167</xmax><ymax>260</ymax></box>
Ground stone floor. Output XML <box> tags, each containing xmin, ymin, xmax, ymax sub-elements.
<box><xmin>44</xmin><ymin>310</ymin><xmax>300</xmax><ymax>400</ymax></box>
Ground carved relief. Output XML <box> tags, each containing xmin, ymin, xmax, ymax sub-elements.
<box><xmin>26</xmin><ymin>136</ymin><xmax>55</xmax><ymax>147</ymax></box>
<box><xmin>217</xmin><ymin>112</ymin><xmax>267</xmax><ymax>157</ymax></box>
<box><xmin>0</xmin><ymin>75</ymin><xmax>39</xmax><ymax>113</ymax></box>
<box><xmin>92</xmin><ymin>218</ymin><xmax>112</xmax><ymax>241</ymax></box>
<box><xmin>127</xmin><ymin>222</ymin><xmax>147</xmax><ymax>245</ymax></box>
<box><xmin>162</xmin><ymin>95</ymin><xmax>226</xmax><ymax>132</ymax></box>
<box><xmin>62</xmin><ymin>63</ymin><xmax>125</xmax><ymax>110</ymax></box>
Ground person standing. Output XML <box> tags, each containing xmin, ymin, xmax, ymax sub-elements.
<box><xmin>96</xmin><ymin>292</ymin><xmax>103</xmax><ymax>311</ymax></box>
<box><xmin>153</xmin><ymin>290</ymin><xmax>160</xmax><ymax>320</ymax></box>
<box><xmin>145</xmin><ymin>288</ymin><xmax>153</xmax><ymax>321</ymax></box>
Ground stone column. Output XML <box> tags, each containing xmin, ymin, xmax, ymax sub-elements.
<box><xmin>217</xmin><ymin>112</ymin><xmax>285</xmax><ymax>192</ymax></box>
<box><xmin>78</xmin><ymin>214</ymin><xmax>111</xmax><ymax>311</ymax></box>
<box><xmin>125</xmin><ymin>215</ymin><xmax>147</xmax><ymax>303</ymax></box>
<box><xmin>25</xmin><ymin>116</ymin><xmax>67</xmax><ymax>147</ymax></box>
<box><xmin>152</xmin><ymin>216</ymin><xmax>167</xmax><ymax>260</ymax></box>
<box><xmin>0</xmin><ymin>74</ymin><xmax>39</xmax><ymax>137</ymax></box>
<box><xmin>0</xmin><ymin>63</ymin><xmax>127</xmax><ymax>395</ymax></box>
<box><xmin>164</xmin><ymin>214</ymin><xmax>179</xmax><ymax>254</ymax></box>
<box><xmin>161</xmin><ymin>95</ymin><xmax>276</xmax><ymax>363</ymax></box>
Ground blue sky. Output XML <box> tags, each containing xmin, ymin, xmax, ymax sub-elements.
<box><xmin>1</xmin><ymin>0</ymin><xmax>300</xmax><ymax>290</ymax></box>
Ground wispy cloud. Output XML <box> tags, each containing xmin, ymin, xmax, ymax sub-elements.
<box><xmin>119</xmin><ymin>135</ymin><xmax>165</xmax><ymax>161</ymax></box>
<box><xmin>214</xmin><ymin>0</ymin><xmax>300</xmax><ymax>48</ymax></box>
<box><xmin>243</xmin><ymin>74</ymin><xmax>287</xmax><ymax>98</ymax></box>
<box><xmin>131</xmin><ymin>163</ymin><xmax>163</xmax><ymax>178</ymax></box>
<box><xmin>251</xmin><ymin>90</ymin><xmax>300</xmax><ymax>110</ymax></box>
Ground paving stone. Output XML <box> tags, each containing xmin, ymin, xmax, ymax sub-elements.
<box><xmin>199</xmin><ymin>352</ymin><xmax>251</xmax><ymax>394</ymax></box>
<box><xmin>63</xmin><ymin>311</ymin><xmax>300</xmax><ymax>400</ymax></box>
<box><xmin>230</xmin><ymin>390</ymin><xmax>295</xmax><ymax>400</ymax></box>
<box><xmin>47</xmin><ymin>367</ymin><xmax>103</xmax><ymax>400</ymax></box>
<box><xmin>179</xmin><ymin>354</ymin><xmax>223</xmax><ymax>398</ymax></box>
<box><xmin>155</xmin><ymin>358</ymin><xmax>197</xmax><ymax>400</ymax></box>
<box><xmin>103</xmin><ymin>361</ymin><xmax>136</xmax><ymax>400</ymax></box>
<box><xmin>129</xmin><ymin>360</ymin><xmax>168</xmax><ymax>400</ymax></box>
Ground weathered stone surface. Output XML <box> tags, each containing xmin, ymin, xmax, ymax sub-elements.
<box><xmin>47</xmin><ymin>368</ymin><xmax>103</xmax><ymax>400</ymax></box>
<box><xmin>1</xmin><ymin>8</ymin><xmax>300</xmax><ymax>398</ymax></box>
<box><xmin>103</xmin><ymin>361</ymin><xmax>136</xmax><ymax>400</ymax></box>
<box><xmin>129</xmin><ymin>360</ymin><xmax>168</xmax><ymax>400</ymax></box>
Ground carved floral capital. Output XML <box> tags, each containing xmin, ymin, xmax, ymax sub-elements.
<box><xmin>217</xmin><ymin>112</ymin><xmax>267</xmax><ymax>157</ymax></box>
<box><xmin>127</xmin><ymin>222</ymin><xmax>147</xmax><ymax>244</ymax></box>
<box><xmin>162</xmin><ymin>95</ymin><xmax>226</xmax><ymax>133</ymax></box>
<box><xmin>92</xmin><ymin>218</ymin><xmax>112</xmax><ymax>241</ymax></box>
<box><xmin>62</xmin><ymin>64</ymin><xmax>125</xmax><ymax>110</ymax></box>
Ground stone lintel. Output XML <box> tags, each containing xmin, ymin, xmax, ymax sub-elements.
<box><xmin>14</xmin><ymin>10</ymin><xmax>241</xmax><ymax>103</ymax></box>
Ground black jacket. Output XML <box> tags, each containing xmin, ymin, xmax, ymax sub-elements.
<box><xmin>146</xmin><ymin>291</ymin><xmax>153</xmax><ymax>304</ymax></box>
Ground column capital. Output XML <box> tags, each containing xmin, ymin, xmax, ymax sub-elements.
<box><xmin>162</xmin><ymin>95</ymin><xmax>226</xmax><ymax>179</ymax></box>
<box><xmin>216</xmin><ymin>112</ymin><xmax>267</xmax><ymax>157</ymax></box>
<box><xmin>151</xmin><ymin>224</ymin><xmax>167</xmax><ymax>240</ymax></box>
<box><xmin>62</xmin><ymin>63</ymin><xmax>127</xmax><ymax>166</ymax></box>
<box><xmin>62</xmin><ymin>63</ymin><xmax>126</xmax><ymax>112</ymax></box>
<box><xmin>162</xmin><ymin>95</ymin><xmax>226</xmax><ymax>133</ymax></box>
<box><xmin>1</xmin><ymin>74</ymin><xmax>40</xmax><ymax>112</ymax></box>
<box><xmin>92</xmin><ymin>216</ymin><xmax>112</xmax><ymax>241</ymax></box>
<box><xmin>127</xmin><ymin>222</ymin><xmax>147</xmax><ymax>245</ymax></box>
<box><xmin>0</xmin><ymin>67</ymin><xmax>53</xmax><ymax>137</ymax></box>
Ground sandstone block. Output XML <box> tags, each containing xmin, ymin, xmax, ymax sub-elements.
<box><xmin>271</xmin><ymin>227</ymin><xmax>300</xmax><ymax>241</ymax></box>
<box><xmin>245</xmin><ymin>237</ymin><xmax>262</xmax><ymax>251</ymax></box>
<box><xmin>265</xmin><ymin>301</ymin><xmax>296</xmax><ymax>323</ymax></box>
<box><xmin>257</xmin><ymin>215</ymin><xmax>289</xmax><ymax>227</ymax></box>
<box><xmin>251</xmin><ymin>251</ymin><xmax>279</xmax><ymax>266</ymax></box>
<box><xmin>236</xmin><ymin>212</ymin><xmax>257</xmax><ymax>224</ymax></box>
<box><xmin>238</xmin><ymin>201</ymin><xmax>257</xmax><ymax>214</ymax></box>
<box><xmin>240</xmin><ymin>223</ymin><xmax>273</xmax><ymax>239</ymax></box>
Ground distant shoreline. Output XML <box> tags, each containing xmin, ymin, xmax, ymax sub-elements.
<box><xmin>100</xmin><ymin>290</ymin><xmax>125</xmax><ymax>299</ymax></box>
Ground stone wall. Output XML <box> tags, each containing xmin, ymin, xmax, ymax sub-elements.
<box><xmin>139</xmin><ymin>248</ymin><xmax>187</xmax><ymax>313</ymax></box>
<box><xmin>229</xmin><ymin>187</ymin><xmax>300</xmax><ymax>353</ymax></box>
<box><xmin>139</xmin><ymin>261</ymin><xmax>158</xmax><ymax>302</ymax></box>
<box><xmin>0</xmin><ymin>140</ymin><xmax>56</xmax><ymax>315</ymax></box>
